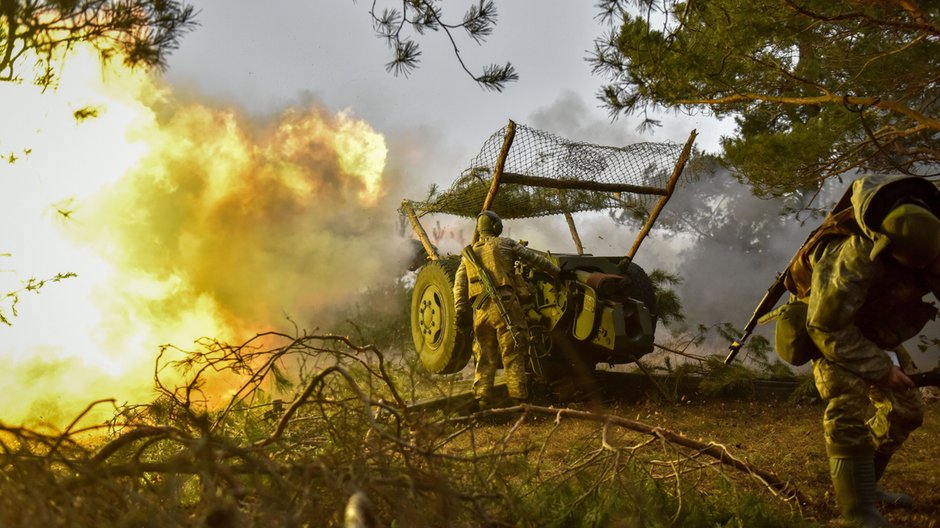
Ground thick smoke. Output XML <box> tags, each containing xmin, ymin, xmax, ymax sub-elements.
<box><xmin>655</xmin><ymin>168</ymin><xmax>818</xmax><ymax>328</ymax></box>
<box><xmin>518</xmin><ymin>92</ymin><xmax>940</xmax><ymax>364</ymax></box>
<box><xmin>74</xmin><ymin>101</ymin><xmax>410</xmax><ymax>338</ymax></box>
<box><xmin>0</xmin><ymin>54</ymin><xmax>412</xmax><ymax>425</ymax></box>
<box><xmin>483</xmin><ymin>94</ymin><xmax>817</xmax><ymax>350</ymax></box>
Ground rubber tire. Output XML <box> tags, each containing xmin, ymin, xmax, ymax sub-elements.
<box><xmin>623</xmin><ymin>262</ymin><xmax>658</xmax><ymax>333</ymax></box>
<box><xmin>411</xmin><ymin>258</ymin><xmax>473</xmax><ymax>374</ymax></box>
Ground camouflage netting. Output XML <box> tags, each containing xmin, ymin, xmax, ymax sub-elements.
<box><xmin>402</xmin><ymin>122</ymin><xmax>694</xmax><ymax>219</ymax></box>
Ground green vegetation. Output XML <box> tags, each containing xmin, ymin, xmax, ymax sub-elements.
<box><xmin>0</xmin><ymin>271</ymin><xmax>76</xmax><ymax>325</ymax></box>
<box><xmin>0</xmin><ymin>0</ymin><xmax>197</xmax><ymax>87</ymax></box>
<box><xmin>595</xmin><ymin>1</ymin><xmax>940</xmax><ymax>194</ymax></box>
<box><xmin>2</xmin><ymin>286</ymin><xmax>937</xmax><ymax>527</ymax></box>
<box><xmin>0</xmin><ymin>330</ymin><xmax>825</xmax><ymax>527</ymax></box>
<box><xmin>367</xmin><ymin>2</ymin><xmax>940</xmax><ymax>196</ymax></box>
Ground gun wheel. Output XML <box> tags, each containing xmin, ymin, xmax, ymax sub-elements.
<box><xmin>411</xmin><ymin>258</ymin><xmax>473</xmax><ymax>374</ymax></box>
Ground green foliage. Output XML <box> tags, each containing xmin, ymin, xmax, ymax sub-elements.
<box><xmin>593</xmin><ymin>1</ymin><xmax>940</xmax><ymax>194</ymax></box>
<box><xmin>0</xmin><ymin>0</ymin><xmax>198</xmax><ymax>87</ymax></box>
<box><xmin>697</xmin><ymin>355</ymin><xmax>760</xmax><ymax>398</ymax></box>
<box><xmin>722</xmin><ymin>107</ymin><xmax>860</xmax><ymax>197</ymax></box>
<box><xmin>513</xmin><ymin>456</ymin><xmax>812</xmax><ymax>528</ymax></box>
<box><xmin>707</xmin><ymin>490</ymin><xmax>818</xmax><ymax>528</ymax></box>
<box><xmin>713</xmin><ymin>322</ymin><xmax>796</xmax><ymax>380</ymax></box>
<box><xmin>649</xmin><ymin>268</ymin><xmax>685</xmax><ymax>326</ymax></box>
<box><xmin>647</xmin><ymin>320</ymin><xmax>798</xmax><ymax>401</ymax></box>
<box><xmin>336</xmin><ymin>277</ymin><xmax>412</xmax><ymax>351</ymax></box>
<box><xmin>367</xmin><ymin>0</ymin><xmax>518</xmax><ymax>91</ymax></box>
<box><xmin>0</xmin><ymin>271</ymin><xmax>77</xmax><ymax>325</ymax></box>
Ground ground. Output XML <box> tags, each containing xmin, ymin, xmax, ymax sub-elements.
<box><xmin>465</xmin><ymin>389</ymin><xmax>940</xmax><ymax>527</ymax></box>
<box><xmin>622</xmin><ymin>396</ymin><xmax>940</xmax><ymax>527</ymax></box>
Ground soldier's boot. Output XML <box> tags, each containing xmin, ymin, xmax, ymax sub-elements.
<box><xmin>474</xmin><ymin>395</ymin><xmax>497</xmax><ymax>412</ymax></box>
<box><xmin>829</xmin><ymin>454</ymin><xmax>888</xmax><ymax>528</ymax></box>
<box><xmin>873</xmin><ymin>452</ymin><xmax>914</xmax><ymax>509</ymax></box>
<box><xmin>504</xmin><ymin>396</ymin><xmax>528</xmax><ymax>409</ymax></box>
<box><xmin>462</xmin><ymin>399</ymin><xmax>482</xmax><ymax>415</ymax></box>
<box><xmin>465</xmin><ymin>389</ymin><xmax>496</xmax><ymax>415</ymax></box>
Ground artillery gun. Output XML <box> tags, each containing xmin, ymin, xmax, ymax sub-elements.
<box><xmin>401</xmin><ymin>122</ymin><xmax>696</xmax><ymax>398</ymax></box>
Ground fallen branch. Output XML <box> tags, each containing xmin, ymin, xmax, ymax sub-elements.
<box><xmin>473</xmin><ymin>403</ymin><xmax>808</xmax><ymax>505</ymax></box>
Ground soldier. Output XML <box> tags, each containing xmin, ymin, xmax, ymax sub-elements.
<box><xmin>453</xmin><ymin>211</ymin><xmax>564</xmax><ymax>410</ymax></box>
<box><xmin>793</xmin><ymin>175</ymin><xmax>940</xmax><ymax>527</ymax></box>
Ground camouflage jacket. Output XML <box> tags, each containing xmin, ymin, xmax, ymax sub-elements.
<box><xmin>453</xmin><ymin>235</ymin><xmax>560</xmax><ymax>315</ymax></box>
<box><xmin>805</xmin><ymin>175</ymin><xmax>940</xmax><ymax>381</ymax></box>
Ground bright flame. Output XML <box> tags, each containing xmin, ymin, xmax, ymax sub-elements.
<box><xmin>0</xmin><ymin>44</ymin><xmax>398</xmax><ymax>426</ymax></box>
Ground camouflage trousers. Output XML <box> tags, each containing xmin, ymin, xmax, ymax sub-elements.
<box><xmin>471</xmin><ymin>289</ymin><xmax>530</xmax><ymax>402</ymax></box>
<box><xmin>813</xmin><ymin>349</ymin><xmax>925</xmax><ymax>457</ymax></box>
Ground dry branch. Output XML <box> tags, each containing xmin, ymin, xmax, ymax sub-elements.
<box><xmin>473</xmin><ymin>403</ymin><xmax>808</xmax><ymax>505</ymax></box>
<box><xmin>0</xmin><ymin>329</ymin><xmax>818</xmax><ymax>527</ymax></box>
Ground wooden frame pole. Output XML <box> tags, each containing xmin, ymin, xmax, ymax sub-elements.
<box><xmin>401</xmin><ymin>201</ymin><xmax>439</xmax><ymax>261</ymax></box>
<box><xmin>474</xmin><ymin>119</ymin><xmax>517</xmax><ymax>242</ymax></box>
<box><xmin>556</xmin><ymin>189</ymin><xmax>584</xmax><ymax>255</ymax></box>
<box><xmin>627</xmin><ymin>129</ymin><xmax>697</xmax><ymax>260</ymax></box>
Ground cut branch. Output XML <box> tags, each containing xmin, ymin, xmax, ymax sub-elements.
<box><xmin>476</xmin><ymin>403</ymin><xmax>809</xmax><ymax>505</ymax></box>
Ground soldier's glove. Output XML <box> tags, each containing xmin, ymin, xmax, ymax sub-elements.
<box><xmin>879</xmin><ymin>365</ymin><xmax>915</xmax><ymax>391</ymax></box>
<box><xmin>557</xmin><ymin>269</ymin><xmax>577</xmax><ymax>282</ymax></box>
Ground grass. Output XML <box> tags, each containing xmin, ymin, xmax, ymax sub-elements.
<box><xmin>0</xmin><ymin>330</ymin><xmax>937</xmax><ymax>527</ymax></box>
<box><xmin>597</xmin><ymin>396</ymin><xmax>940</xmax><ymax>528</ymax></box>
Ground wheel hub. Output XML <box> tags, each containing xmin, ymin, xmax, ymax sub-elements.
<box><xmin>417</xmin><ymin>286</ymin><xmax>444</xmax><ymax>348</ymax></box>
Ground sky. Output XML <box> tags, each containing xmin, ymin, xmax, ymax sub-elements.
<box><xmin>161</xmin><ymin>0</ymin><xmax>748</xmax><ymax>275</ymax></box>
<box><xmin>164</xmin><ymin>1</ymin><xmax>729</xmax><ymax>192</ymax></box>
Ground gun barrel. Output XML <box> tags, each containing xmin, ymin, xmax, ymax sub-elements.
<box><xmin>725</xmin><ymin>274</ymin><xmax>789</xmax><ymax>365</ymax></box>
<box><xmin>724</xmin><ymin>340</ymin><xmax>744</xmax><ymax>364</ymax></box>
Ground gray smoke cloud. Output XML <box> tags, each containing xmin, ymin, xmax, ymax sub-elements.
<box><xmin>484</xmin><ymin>93</ymin><xmax>940</xmax><ymax>364</ymax></box>
<box><xmin>521</xmin><ymin>92</ymin><xmax>817</xmax><ymax>332</ymax></box>
<box><xmin>72</xmin><ymin>93</ymin><xmax>414</xmax><ymax>340</ymax></box>
<box><xmin>387</xmin><ymin>91</ymin><xmax>940</xmax><ymax>368</ymax></box>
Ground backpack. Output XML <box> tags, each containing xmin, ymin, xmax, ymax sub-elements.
<box><xmin>760</xmin><ymin>205</ymin><xmax>860</xmax><ymax>365</ymax></box>
<box><xmin>732</xmin><ymin>176</ymin><xmax>940</xmax><ymax>366</ymax></box>
<box><xmin>769</xmin><ymin>299</ymin><xmax>817</xmax><ymax>366</ymax></box>
<box><xmin>773</xmin><ymin>190</ymin><xmax>940</xmax><ymax>364</ymax></box>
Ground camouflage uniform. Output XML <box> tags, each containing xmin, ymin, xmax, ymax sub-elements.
<box><xmin>801</xmin><ymin>174</ymin><xmax>940</xmax><ymax>525</ymax></box>
<box><xmin>807</xmin><ymin>237</ymin><xmax>929</xmax><ymax>457</ymax></box>
<box><xmin>453</xmin><ymin>234</ymin><xmax>560</xmax><ymax>405</ymax></box>
<box><xmin>805</xmin><ymin>175</ymin><xmax>937</xmax><ymax>457</ymax></box>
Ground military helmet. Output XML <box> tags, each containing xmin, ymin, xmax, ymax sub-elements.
<box><xmin>876</xmin><ymin>203</ymin><xmax>940</xmax><ymax>271</ymax></box>
<box><xmin>476</xmin><ymin>210</ymin><xmax>503</xmax><ymax>236</ymax></box>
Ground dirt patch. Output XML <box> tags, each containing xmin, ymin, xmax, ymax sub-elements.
<box><xmin>467</xmin><ymin>394</ymin><xmax>940</xmax><ymax>527</ymax></box>
<box><xmin>639</xmin><ymin>397</ymin><xmax>939</xmax><ymax>527</ymax></box>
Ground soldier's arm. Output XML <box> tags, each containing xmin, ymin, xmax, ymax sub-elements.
<box><xmin>509</xmin><ymin>240</ymin><xmax>561</xmax><ymax>277</ymax></box>
<box><xmin>805</xmin><ymin>235</ymin><xmax>894</xmax><ymax>382</ymax></box>
<box><xmin>453</xmin><ymin>259</ymin><xmax>470</xmax><ymax>316</ymax></box>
